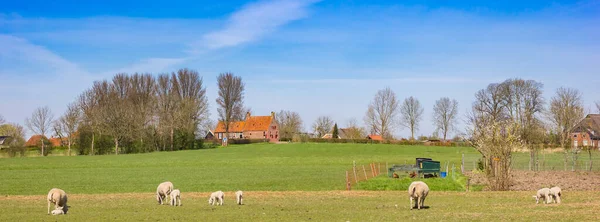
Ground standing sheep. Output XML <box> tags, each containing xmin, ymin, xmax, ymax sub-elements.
<box><xmin>170</xmin><ymin>189</ymin><xmax>181</xmax><ymax>206</ymax></box>
<box><xmin>533</xmin><ymin>188</ymin><xmax>551</xmax><ymax>204</ymax></box>
<box><xmin>235</xmin><ymin>190</ymin><xmax>243</xmax><ymax>205</ymax></box>
<box><xmin>208</xmin><ymin>191</ymin><xmax>224</xmax><ymax>206</ymax></box>
<box><xmin>156</xmin><ymin>181</ymin><xmax>174</xmax><ymax>205</ymax></box>
<box><xmin>549</xmin><ymin>186</ymin><xmax>562</xmax><ymax>204</ymax></box>
<box><xmin>408</xmin><ymin>181</ymin><xmax>429</xmax><ymax>210</ymax></box>
<box><xmin>47</xmin><ymin>188</ymin><xmax>68</xmax><ymax>215</ymax></box>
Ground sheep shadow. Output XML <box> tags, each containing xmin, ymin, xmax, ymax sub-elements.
<box><xmin>410</xmin><ymin>206</ymin><xmax>431</xmax><ymax>210</ymax></box>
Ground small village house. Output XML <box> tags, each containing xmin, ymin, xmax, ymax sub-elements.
<box><xmin>214</xmin><ymin>112</ymin><xmax>279</xmax><ymax>143</ymax></box>
<box><xmin>571</xmin><ymin>114</ymin><xmax>600</xmax><ymax>149</ymax></box>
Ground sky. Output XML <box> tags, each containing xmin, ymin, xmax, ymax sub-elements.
<box><xmin>1</xmin><ymin>0</ymin><xmax>599</xmax><ymax>139</ymax></box>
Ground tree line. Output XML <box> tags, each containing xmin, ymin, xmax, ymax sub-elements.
<box><xmin>1</xmin><ymin>74</ymin><xmax>598</xmax><ymax>157</ymax></box>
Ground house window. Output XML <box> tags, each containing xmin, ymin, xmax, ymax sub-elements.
<box><xmin>584</xmin><ymin>140</ymin><xmax>589</xmax><ymax>146</ymax></box>
<box><xmin>574</xmin><ymin>135</ymin><xmax>577</xmax><ymax>138</ymax></box>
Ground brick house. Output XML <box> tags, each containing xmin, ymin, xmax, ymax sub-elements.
<box><xmin>571</xmin><ymin>114</ymin><xmax>600</xmax><ymax>149</ymax></box>
<box><xmin>214</xmin><ymin>112</ymin><xmax>279</xmax><ymax>142</ymax></box>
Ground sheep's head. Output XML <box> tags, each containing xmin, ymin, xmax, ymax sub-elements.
<box><xmin>157</xmin><ymin>193</ymin><xmax>163</xmax><ymax>204</ymax></box>
<box><xmin>208</xmin><ymin>197</ymin><xmax>214</xmax><ymax>205</ymax></box>
<box><xmin>51</xmin><ymin>209</ymin><xmax>64</xmax><ymax>215</ymax></box>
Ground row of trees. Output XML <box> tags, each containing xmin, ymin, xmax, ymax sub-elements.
<box><xmin>362</xmin><ymin>87</ymin><xmax>459</xmax><ymax>141</ymax></box>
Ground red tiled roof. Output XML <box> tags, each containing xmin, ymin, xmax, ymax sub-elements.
<box><xmin>214</xmin><ymin>121</ymin><xmax>245</xmax><ymax>133</ymax></box>
<box><xmin>367</xmin><ymin>134</ymin><xmax>383</xmax><ymax>141</ymax></box>
<box><xmin>244</xmin><ymin>116</ymin><xmax>273</xmax><ymax>131</ymax></box>
<box><xmin>25</xmin><ymin>135</ymin><xmax>46</xmax><ymax>147</ymax></box>
<box><xmin>213</xmin><ymin>113</ymin><xmax>275</xmax><ymax>133</ymax></box>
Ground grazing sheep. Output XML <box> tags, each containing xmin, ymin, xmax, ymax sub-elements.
<box><xmin>47</xmin><ymin>188</ymin><xmax>68</xmax><ymax>215</ymax></box>
<box><xmin>208</xmin><ymin>191</ymin><xmax>224</xmax><ymax>206</ymax></box>
<box><xmin>533</xmin><ymin>188</ymin><xmax>551</xmax><ymax>204</ymax></box>
<box><xmin>235</xmin><ymin>190</ymin><xmax>243</xmax><ymax>205</ymax></box>
<box><xmin>156</xmin><ymin>181</ymin><xmax>174</xmax><ymax>205</ymax></box>
<box><xmin>408</xmin><ymin>181</ymin><xmax>429</xmax><ymax>210</ymax></box>
<box><xmin>170</xmin><ymin>189</ymin><xmax>181</xmax><ymax>206</ymax></box>
<box><xmin>549</xmin><ymin>186</ymin><xmax>562</xmax><ymax>204</ymax></box>
<box><xmin>51</xmin><ymin>209</ymin><xmax>65</xmax><ymax>215</ymax></box>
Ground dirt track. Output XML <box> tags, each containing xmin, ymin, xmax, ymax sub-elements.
<box><xmin>466</xmin><ymin>170</ymin><xmax>600</xmax><ymax>191</ymax></box>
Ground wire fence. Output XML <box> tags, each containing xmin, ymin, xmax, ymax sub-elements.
<box><xmin>345</xmin><ymin>162</ymin><xmax>387</xmax><ymax>190</ymax></box>
<box><xmin>462</xmin><ymin>150</ymin><xmax>600</xmax><ymax>172</ymax></box>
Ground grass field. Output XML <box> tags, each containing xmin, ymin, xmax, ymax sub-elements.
<box><xmin>2</xmin><ymin>143</ymin><xmax>596</xmax><ymax>221</ymax></box>
<box><xmin>2</xmin><ymin>191</ymin><xmax>598</xmax><ymax>221</ymax></box>
<box><xmin>0</xmin><ymin>143</ymin><xmax>477</xmax><ymax>195</ymax></box>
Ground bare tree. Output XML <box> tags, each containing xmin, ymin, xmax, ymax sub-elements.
<box><xmin>364</xmin><ymin>87</ymin><xmax>399</xmax><ymax>139</ymax></box>
<box><xmin>79</xmin><ymin>87</ymin><xmax>100</xmax><ymax>155</ymax></box>
<box><xmin>216</xmin><ymin>73</ymin><xmax>245</xmax><ymax>138</ymax></box>
<box><xmin>25</xmin><ymin>106</ymin><xmax>54</xmax><ymax>156</ymax></box>
<box><xmin>98</xmin><ymin>75</ymin><xmax>135</xmax><ymax>154</ymax></box>
<box><xmin>432</xmin><ymin>97</ymin><xmax>458</xmax><ymax>141</ymax></box>
<box><xmin>344</xmin><ymin>118</ymin><xmax>366</xmax><ymax>139</ymax></box>
<box><xmin>0</xmin><ymin>115</ymin><xmax>5</xmax><ymax>125</ymax></box>
<box><xmin>172</xmin><ymin>69</ymin><xmax>210</xmax><ymax>149</ymax></box>
<box><xmin>548</xmin><ymin>87</ymin><xmax>585</xmax><ymax>149</ymax></box>
<box><xmin>128</xmin><ymin>73</ymin><xmax>156</xmax><ymax>148</ymax></box>
<box><xmin>500</xmin><ymin>79</ymin><xmax>545</xmax><ymax>171</ymax></box>
<box><xmin>312</xmin><ymin>116</ymin><xmax>334</xmax><ymax>137</ymax></box>
<box><xmin>400</xmin><ymin>96</ymin><xmax>424</xmax><ymax>140</ymax></box>
<box><xmin>54</xmin><ymin>102</ymin><xmax>80</xmax><ymax>156</ymax></box>
<box><xmin>276</xmin><ymin>110</ymin><xmax>303</xmax><ymax>139</ymax></box>
<box><xmin>156</xmin><ymin>73</ymin><xmax>176</xmax><ymax>151</ymax></box>
<box><xmin>596</xmin><ymin>101</ymin><xmax>600</xmax><ymax>113</ymax></box>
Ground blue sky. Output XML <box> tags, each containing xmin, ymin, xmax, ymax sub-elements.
<box><xmin>1</xmin><ymin>0</ymin><xmax>599</xmax><ymax>139</ymax></box>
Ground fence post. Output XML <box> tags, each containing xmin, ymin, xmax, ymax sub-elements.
<box><xmin>379</xmin><ymin>163</ymin><xmax>382</xmax><ymax>176</ymax></box>
<box><xmin>461</xmin><ymin>154</ymin><xmax>465</xmax><ymax>174</ymax></box>
<box><xmin>371</xmin><ymin>163</ymin><xmax>376</xmax><ymax>178</ymax></box>
<box><xmin>386</xmin><ymin>162</ymin><xmax>389</xmax><ymax>176</ymax></box>
<box><xmin>346</xmin><ymin>171</ymin><xmax>351</xmax><ymax>190</ymax></box>
<box><xmin>353</xmin><ymin>163</ymin><xmax>358</xmax><ymax>183</ymax></box>
<box><xmin>363</xmin><ymin>165</ymin><xmax>368</xmax><ymax>180</ymax></box>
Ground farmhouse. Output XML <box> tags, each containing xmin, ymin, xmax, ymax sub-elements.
<box><xmin>322</xmin><ymin>128</ymin><xmax>355</xmax><ymax>139</ymax></box>
<box><xmin>366</xmin><ymin>134</ymin><xmax>383</xmax><ymax>141</ymax></box>
<box><xmin>25</xmin><ymin>135</ymin><xmax>65</xmax><ymax>147</ymax></box>
<box><xmin>214</xmin><ymin>112</ymin><xmax>279</xmax><ymax>142</ymax></box>
<box><xmin>571</xmin><ymin>114</ymin><xmax>600</xmax><ymax>149</ymax></box>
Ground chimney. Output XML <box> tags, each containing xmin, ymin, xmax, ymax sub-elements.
<box><xmin>271</xmin><ymin>111</ymin><xmax>275</xmax><ymax>118</ymax></box>
<box><xmin>246</xmin><ymin>111</ymin><xmax>251</xmax><ymax>120</ymax></box>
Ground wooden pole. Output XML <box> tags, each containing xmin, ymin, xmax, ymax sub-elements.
<box><xmin>371</xmin><ymin>163</ymin><xmax>376</xmax><ymax>178</ymax></box>
<box><xmin>461</xmin><ymin>154</ymin><xmax>465</xmax><ymax>174</ymax></box>
<box><xmin>353</xmin><ymin>161</ymin><xmax>358</xmax><ymax>183</ymax></box>
<box><xmin>363</xmin><ymin>165</ymin><xmax>368</xmax><ymax>180</ymax></box>
<box><xmin>346</xmin><ymin>171</ymin><xmax>351</xmax><ymax>190</ymax></box>
<box><xmin>379</xmin><ymin>163</ymin><xmax>382</xmax><ymax>176</ymax></box>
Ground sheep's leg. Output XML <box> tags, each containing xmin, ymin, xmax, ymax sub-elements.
<box><xmin>410</xmin><ymin>197</ymin><xmax>413</xmax><ymax>210</ymax></box>
<box><xmin>417</xmin><ymin>197</ymin><xmax>421</xmax><ymax>210</ymax></box>
<box><xmin>48</xmin><ymin>200</ymin><xmax>51</xmax><ymax>215</ymax></box>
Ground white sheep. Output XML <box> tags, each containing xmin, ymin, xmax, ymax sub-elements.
<box><xmin>170</xmin><ymin>189</ymin><xmax>181</xmax><ymax>206</ymax></box>
<box><xmin>156</xmin><ymin>181</ymin><xmax>174</xmax><ymax>205</ymax></box>
<box><xmin>408</xmin><ymin>181</ymin><xmax>429</xmax><ymax>210</ymax></box>
<box><xmin>549</xmin><ymin>186</ymin><xmax>562</xmax><ymax>204</ymax></box>
<box><xmin>235</xmin><ymin>190</ymin><xmax>243</xmax><ymax>205</ymax></box>
<box><xmin>47</xmin><ymin>188</ymin><xmax>68</xmax><ymax>215</ymax></box>
<box><xmin>533</xmin><ymin>188</ymin><xmax>551</xmax><ymax>204</ymax></box>
<box><xmin>51</xmin><ymin>209</ymin><xmax>65</xmax><ymax>215</ymax></box>
<box><xmin>208</xmin><ymin>191</ymin><xmax>224</xmax><ymax>206</ymax></box>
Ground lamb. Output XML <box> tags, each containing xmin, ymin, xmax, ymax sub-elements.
<box><xmin>170</xmin><ymin>189</ymin><xmax>181</xmax><ymax>206</ymax></box>
<box><xmin>47</xmin><ymin>188</ymin><xmax>68</xmax><ymax>215</ymax></box>
<box><xmin>235</xmin><ymin>190</ymin><xmax>243</xmax><ymax>205</ymax></box>
<box><xmin>51</xmin><ymin>208</ymin><xmax>65</xmax><ymax>215</ymax></box>
<box><xmin>408</xmin><ymin>181</ymin><xmax>429</xmax><ymax>210</ymax></box>
<box><xmin>533</xmin><ymin>188</ymin><xmax>551</xmax><ymax>204</ymax></box>
<box><xmin>208</xmin><ymin>191</ymin><xmax>224</xmax><ymax>206</ymax></box>
<box><xmin>549</xmin><ymin>186</ymin><xmax>562</xmax><ymax>204</ymax></box>
<box><xmin>156</xmin><ymin>181</ymin><xmax>174</xmax><ymax>205</ymax></box>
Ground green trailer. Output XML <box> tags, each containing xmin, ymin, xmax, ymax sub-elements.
<box><xmin>388</xmin><ymin>158</ymin><xmax>441</xmax><ymax>178</ymax></box>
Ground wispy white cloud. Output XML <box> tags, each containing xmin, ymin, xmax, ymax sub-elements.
<box><xmin>192</xmin><ymin>0</ymin><xmax>320</xmax><ymax>52</ymax></box>
<box><xmin>0</xmin><ymin>34</ymin><xmax>86</xmax><ymax>77</ymax></box>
